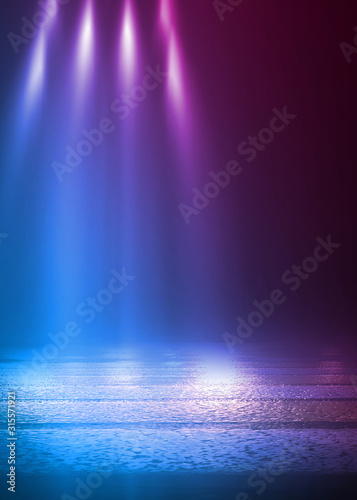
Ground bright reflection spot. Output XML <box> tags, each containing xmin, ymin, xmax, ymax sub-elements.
<box><xmin>202</xmin><ymin>361</ymin><xmax>236</xmax><ymax>385</ymax></box>
<box><xmin>24</xmin><ymin>30</ymin><xmax>46</xmax><ymax>119</ymax></box>
<box><xmin>197</xmin><ymin>352</ymin><xmax>238</xmax><ymax>394</ymax></box>
<box><xmin>119</xmin><ymin>0</ymin><xmax>136</xmax><ymax>87</ymax></box>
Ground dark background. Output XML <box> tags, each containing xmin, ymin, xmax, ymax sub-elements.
<box><xmin>0</xmin><ymin>0</ymin><xmax>356</xmax><ymax>353</ymax></box>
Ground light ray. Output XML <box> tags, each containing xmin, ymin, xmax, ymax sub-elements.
<box><xmin>75</xmin><ymin>0</ymin><xmax>94</xmax><ymax>100</ymax></box>
<box><xmin>119</xmin><ymin>0</ymin><xmax>137</xmax><ymax>88</ymax></box>
<box><xmin>159</xmin><ymin>0</ymin><xmax>172</xmax><ymax>36</ymax></box>
<box><xmin>167</xmin><ymin>31</ymin><xmax>185</xmax><ymax>118</ymax></box>
<box><xmin>23</xmin><ymin>30</ymin><xmax>46</xmax><ymax>121</ymax></box>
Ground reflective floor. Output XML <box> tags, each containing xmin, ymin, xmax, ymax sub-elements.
<box><xmin>1</xmin><ymin>344</ymin><xmax>357</xmax><ymax>498</ymax></box>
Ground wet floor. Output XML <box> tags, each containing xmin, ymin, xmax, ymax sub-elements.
<box><xmin>0</xmin><ymin>344</ymin><xmax>356</xmax><ymax>498</ymax></box>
